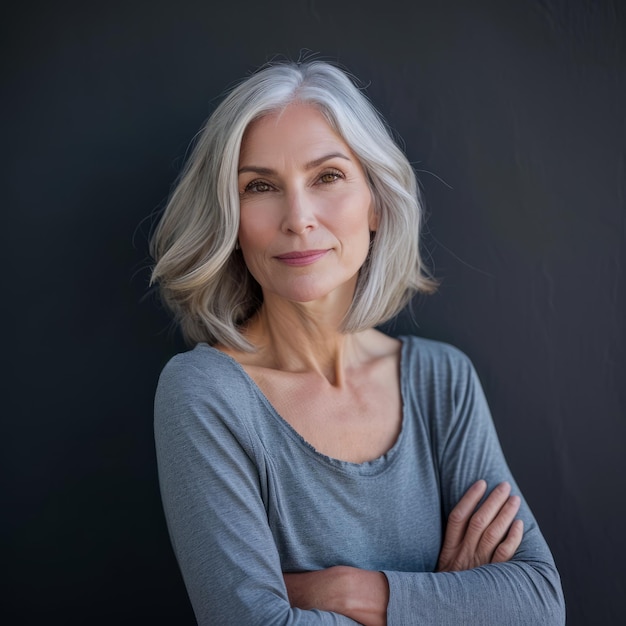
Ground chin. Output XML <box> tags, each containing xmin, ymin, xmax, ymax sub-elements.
<box><xmin>262</xmin><ymin>271</ymin><xmax>360</xmax><ymax>308</ymax></box>
<box><xmin>285</xmin><ymin>283</ymin><xmax>356</xmax><ymax>307</ymax></box>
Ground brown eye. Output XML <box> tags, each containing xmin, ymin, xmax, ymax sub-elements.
<box><xmin>319</xmin><ymin>170</ymin><xmax>342</xmax><ymax>184</ymax></box>
<box><xmin>244</xmin><ymin>180</ymin><xmax>273</xmax><ymax>193</ymax></box>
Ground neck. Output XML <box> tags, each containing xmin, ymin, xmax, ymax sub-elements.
<box><xmin>244</xmin><ymin>297</ymin><xmax>367</xmax><ymax>387</ymax></box>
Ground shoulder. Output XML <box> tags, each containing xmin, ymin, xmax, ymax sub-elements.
<box><xmin>398</xmin><ymin>336</ymin><xmax>493</xmax><ymax>452</ymax></box>
<box><xmin>399</xmin><ymin>334</ymin><xmax>476</xmax><ymax>380</ymax></box>
<box><xmin>157</xmin><ymin>343</ymin><xmax>249</xmax><ymax>397</ymax></box>
<box><xmin>154</xmin><ymin>343</ymin><xmax>260</xmax><ymax>434</ymax></box>
<box><xmin>398</xmin><ymin>335</ymin><xmax>485</xmax><ymax>419</ymax></box>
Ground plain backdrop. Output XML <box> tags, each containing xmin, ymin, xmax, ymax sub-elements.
<box><xmin>4</xmin><ymin>0</ymin><xmax>625</xmax><ymax>624</ymax></box>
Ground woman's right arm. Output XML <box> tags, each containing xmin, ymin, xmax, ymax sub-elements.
<box><xmin>281</xmin><ymin>345</ymin><xmax>565</xmax><ymax>625</ymax></box>
<box><xmin>154</xmin><ymin>353</ymin><xmax>358</xmax><ymax>625</ymax></box>
<box><xmin>282</xmin><ymin>479</ymin><xmax>523</xmax><ymax>626</ymax></box>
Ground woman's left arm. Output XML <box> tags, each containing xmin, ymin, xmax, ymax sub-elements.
<box><xmin>385</xmin><ymin>349</ymin><xmax>565</xmax><ymax>624</ymax></box>
<box><xmin>285</xmin><ymin>346</ymin><xmax>566</xmax><ymax>625</ymax></box>
<box><xmin>284</xmin><ymin>478</ymin><xmax>524</xmax><ymax>625</ymax></box>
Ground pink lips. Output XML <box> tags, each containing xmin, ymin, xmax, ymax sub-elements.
<box><xmin>275</xmin><ymin>249</ymin><xmax>329</xmax><ymax>266</ymax></box>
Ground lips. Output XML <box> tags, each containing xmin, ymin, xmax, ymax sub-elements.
<box><xmin>275</xmin><ymin>249</ymin><xmax>330</xmax><ymax>266</ymax></box>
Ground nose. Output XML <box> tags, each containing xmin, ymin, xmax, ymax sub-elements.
<box><xmin>281</xmin><ymin>189</ymin><xmax>317</xmax><ymax>235</ymax></box>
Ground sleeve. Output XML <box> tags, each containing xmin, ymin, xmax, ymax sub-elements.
<box><xmin>154</xmin><ymin>354</ymin><xmax>358</xmax><ymax>626</ymax></box>
<box><xmin>383</xmin><ymin>346</ymin><xmax>566</xmax><ymax>625</ymax></box>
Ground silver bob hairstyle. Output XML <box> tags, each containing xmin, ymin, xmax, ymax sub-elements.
<box><xmin>150</xmin><ymin>60</ymin><xmax>437</xmax><ymax>351</ymax></box>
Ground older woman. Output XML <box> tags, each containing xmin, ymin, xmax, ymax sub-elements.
<box><xmin>151</xmin><ymin>60</ymin><xmax>565</xmax><ymax>625</ymax></box>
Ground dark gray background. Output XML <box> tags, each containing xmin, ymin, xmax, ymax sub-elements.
<box><xmin>4</xmin><ymin>0</ymin><xmax>625</xmax><ymax>623</ymax></box>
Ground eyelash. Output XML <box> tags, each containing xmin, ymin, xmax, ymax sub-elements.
<box><xmin>318</xmin><ymin>169</ymin><xmax>344</xmax><ymax>184</ymax></box>
<box><xmin>242</xmin><ymin>169</ymin><xmax>344</xmax><ymax>194</ymax></box>
<box><xmin>243</xmin><ymin>180</ymin><xmax>273</xmax><ymax>193</ymax></box>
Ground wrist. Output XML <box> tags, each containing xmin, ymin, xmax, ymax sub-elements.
<box><xmin>339</xmin><ymin>567</ymin><xmax>389</xmax><ymax>626</ymax></box>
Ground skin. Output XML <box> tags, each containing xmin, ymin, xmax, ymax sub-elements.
<box><xmin>223</xmin><ymin>103</ymin><xmax>523</xmax><ymax>625</ymax></box>
<box><xmin>283</xmin><ymin>481</ymin><xmax>523</xmax><ymax>626</ymax></box>
<box><xmin>237</xmin><ymin>103</ymin><xmax>377</xmax><ymax>327</ymax></box>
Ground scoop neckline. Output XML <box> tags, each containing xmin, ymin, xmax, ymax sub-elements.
<box><xmin>197</xmin><ymin>337</ymin><xmax>410</xmax><ymax>477</ymax></box>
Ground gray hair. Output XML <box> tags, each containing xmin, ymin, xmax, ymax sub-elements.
<box><xmin>150</xmin><ymin>60</ymin><xmax>437</xmax><ymax>350</ymax></box>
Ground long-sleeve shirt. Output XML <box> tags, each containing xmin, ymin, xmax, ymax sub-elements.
<box><xmin>154</xmin><ymin>335</ymin><xmax>565</xmax><ymax>625</ymax></box>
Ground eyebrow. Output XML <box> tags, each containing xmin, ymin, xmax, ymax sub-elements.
<box><xmin>238</xmin><ymin>152</ymin><xmax>351</xmax><ymax>175</ymax></box>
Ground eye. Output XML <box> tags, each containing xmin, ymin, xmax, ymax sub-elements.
<box><xmin>318</xmin><ymin>169</ymin><xmax>344</xmax><ymax>184</ymax></box>
<box><xmin>243</xmin><ymin>179</ymin><xmax>274</xmax><ymax>193</ymax></box>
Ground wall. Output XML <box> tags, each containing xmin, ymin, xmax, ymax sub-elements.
<box><xmin>5</xmin><ymin>1</ymin><xmax>625</xmax><ymax>623</ymax></box>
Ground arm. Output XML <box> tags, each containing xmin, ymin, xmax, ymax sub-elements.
<box><xmin>382</xmin><ymin>346</ymin><xmax>565</xmax><ymax>624</ymax></box>
<box><xmin>154</xmin><ymin>354</ymin><xmax>359</xmax><ymax>625</ymax></box>
<box><xmin>284</xmin><ymin>345</ymin><xmax>565</xmax><ymax>625</ymax></box>
<box><xmin>285</xmin><ymin>566</ymin><xmax>389</xmax><ymax>626</ymax></box>
<box><xmin>284</xmin><ymin>479</ymin><xmax>523</xmax><ymax>625</ymax></box>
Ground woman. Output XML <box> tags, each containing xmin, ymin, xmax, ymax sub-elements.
<box><xmin>151</xmin><ymin>60</ymin><xmax>565</xmax><ymax>625</ymax></box>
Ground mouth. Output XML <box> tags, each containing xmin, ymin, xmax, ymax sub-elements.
<box><xmin>275</xmin><ymin>249</ymin><xmax>330</xmax><ymax>266</ymax></box>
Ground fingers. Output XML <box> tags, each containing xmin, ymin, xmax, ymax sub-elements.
<box><xmin>468</xmin><ymin>481</ymin><xmax>512</xmax><ymax>531</ymax></box>
<box><xmin>467</xmin><ymin>482</ymin><xmax>522</xmax><ymax>564</ymax></box>
<box><xmin>438</xmin><ymin>481</ymin><xmax>524</xmax><ymax>572</ymax></box>
<box><xmin>445</xmin><ymin>479</ymin><xmax>488</xmax><ymax>548</ymax></box>
<box><xmin>492</xmin><ymin>519</ymin><xmax>524</xmax><ymax>563</ymax></box>
<box><xmin>477</xmin><ymin>491</ymin><xmax>521</xmax><ymax>553</ymax></box>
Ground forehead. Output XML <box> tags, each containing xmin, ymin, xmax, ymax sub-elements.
<box><xmin>238</xmin><ymin>104</ymin><xmax>353</xmax><ymax>164</ymax></box>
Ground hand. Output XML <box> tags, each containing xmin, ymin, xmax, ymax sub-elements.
<box><xmin>284</xmin><ymin>565</ymin><xmax>388</xmax><ymax>626</ymax></box>
<box><xmin>437</xmin><ymin>480</ymin><xmax>524</xmax><ymax>572</ymax></box>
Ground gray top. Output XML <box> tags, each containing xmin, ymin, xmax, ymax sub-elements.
<box><xmin>154</xmin><ymin>335</ymin><xmax>565</xmax><ymax>625</ymax></box>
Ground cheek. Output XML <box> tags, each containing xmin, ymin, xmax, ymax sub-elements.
<box><xmin>238</xmin><ymin>207</ymin><xmax>273</xmax><ymax>244</ymax></box>
<box><xmin>340</xmin><ymin>184</ymin><xmax>375</xmax><ymax>227</ymax></box>
<box><xmin>238</xmin><ymin>241</ymin><xmax>270</xmax><ymax>287</ymax></box>
<box><xmin>344</xmin><ymin>190</ymin><xmax>376</xmax><ymax>234</ymax></box>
